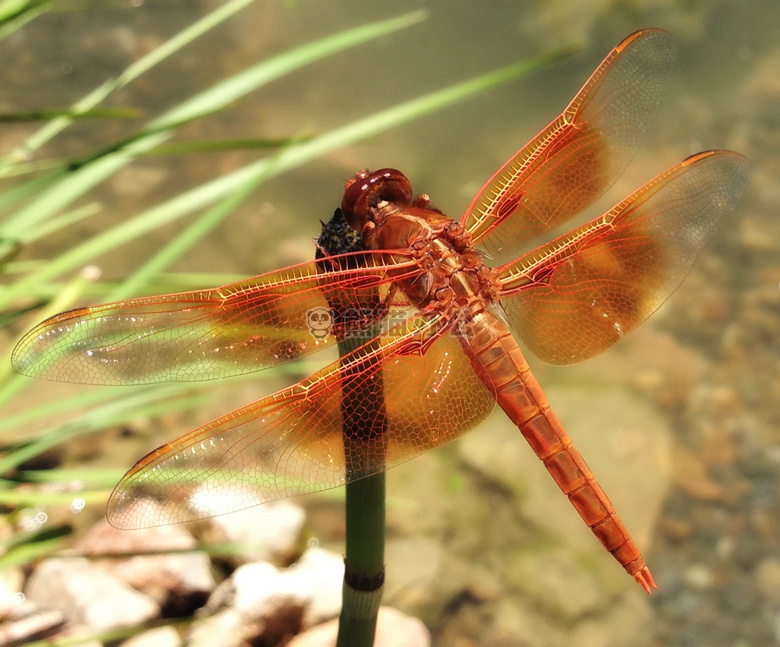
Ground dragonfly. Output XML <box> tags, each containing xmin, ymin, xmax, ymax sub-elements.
<box><xmin>12</xmin><ymin>29</ymin><xmax>749</xmax><ymax>593</ymax></box>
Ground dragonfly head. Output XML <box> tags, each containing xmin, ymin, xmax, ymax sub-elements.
<box><xmin>341</xmin><ymin>168</ymin><xmax>412</xmax><ymax>231</ymax></box>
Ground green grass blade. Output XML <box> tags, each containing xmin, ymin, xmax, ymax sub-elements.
<box><xmin>24</xmin><ymin>202</ymin><xmax>102</xmax><ymax>244</ymax></box>
<box><xmin>2</xmin><ymin>131</ymin><xmax>171</xmax><ymax>239</ymax></box>
<box><xmin>0</xmin><ymin>387</ymin><xmax>130</xmax><ymax>435</ymax></box>
<box><xmin>0</xmin><ymin>156</ymin><xmax>64</xmax><ymax>179</ymax></box>
<box><xmin>0</xmin><ymin>168</ymin><xmax>67</xmax><ymax>213</ymax></box>
<box><xmin>0</xmin><ymin>10</ymin><xmax>427</xmax><ymax>241</ymax></box>
<box><xmin>0</xmin><ymin>488</ymin><xmax>108</xmax><ymax>507</ymax></box>
<box><xmin>0</xmin><ymin>45</ymin><xmax>567</xmax><ymax>310</ymax></box>
<box><xmin>0</xmin><ymin>0</ymin><xmax>257</xmax><ymax>165</ymax></box>
<box><xmin>0</xmin><ymin>387</ymin><xmax>208</xmax><ymax>474</ymax></box>
<box><xmin>107</xmin><ymin>144</ymin><xmax>288</xmax><ymax>301</ymax></box>
<box><xmin>14</xmin><ymin>468</ymin><xmax>123</xmax><ymax>484</ymax></box>
<box><xmin>146</xmin><ymin>136</ymin><xmax>311</xmax><ymax>156</ymax></box>
<box><xmin>0</xmin><ymin>526</ymin><xmax>70</xmax><ymax>570</ymax></box>
<box><xmin>147</xmin><ymin>9</ymin><xmax>426</xmax><ymax>132</ymax></box>
<box><xmin>0</xmin><ymin>107</ymin><xmax>142</xmax><ymax>122</ymax></box>
<box><xmin>0</xmin><ymin>265</ymin><xmax>100</xmax><ymax>404</ymax></box>
<box><xmin>0</xmin><ymin>0</ymin><xmax>51</xmax><ymax>42</ymax></box>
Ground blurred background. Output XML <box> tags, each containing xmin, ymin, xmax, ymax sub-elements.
<box><xmin>1</xmin><ymin>1</ymin><xmax>777</xmax><ymax>646</ymax></box>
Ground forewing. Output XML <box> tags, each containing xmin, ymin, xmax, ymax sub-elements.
<box><xmin>498</xmin><ymin>151</ymin><xmax>750</xmax><ymax>364</ymax></box>
<box><xmin>106</xmin><ymin>314</ymin><xmax>496</xmax><ymax>528</ymax></box>
<box><xmin>12</xmin><ymin>251</ymin><xmax>417</xmax><ymax>385</ymax></box>
<box><xmin>461</xmin><ymin>29</ymin><xmax>676</xmax><ymax>263</ymax></box>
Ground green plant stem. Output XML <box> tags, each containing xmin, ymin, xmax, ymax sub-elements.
<box><xmin>343</xmin><ymin>470</ymin><xmax>386</xmax><ymax>586</ymax></box>
<box><xmin>339</xmin><ymin>470</ymin><xmax>386</xmax><ymax>645</ymax></box>
<box><xmin>317</xmin><ymin>219</ymin><xmax>388</xmax><ymax>644</ymax></box>
<box><xmin>335</xmin><ymin>331</ymin><xmax>387</xmax><ymax>647</ymax></box>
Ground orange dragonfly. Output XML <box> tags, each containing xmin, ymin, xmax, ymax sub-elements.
<box><xmin>12</xmin><ymin>29</ymin><xmax>749</xmax><ymax>593</ymax></box>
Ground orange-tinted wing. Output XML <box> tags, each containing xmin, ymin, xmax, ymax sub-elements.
<box><xmin>106</xmin><ymin>314</ymin><xmax>496</xmax><ymax>528</ymax></box>
<box><xmin>461</xmin><ymin>28</ymin><xmax>675</xmax><ymax>263</ymax></box>
<box><xmin>12</xmin><ymin>251</ymin><xmax>418</xmax><ymax>385</ymax></box>
<box><xmin>496</xmin><ymin>151</ymin><xmax>750</xmax><ymax>365</ymax></box>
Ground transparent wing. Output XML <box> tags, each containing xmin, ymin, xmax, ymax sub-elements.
<box><xmin>497</xmin><ymin>151</ymin><xmax>750</xmax><ymax>364</ymax></box>
<box><xmin>106</xmin><ymin>314</ymin><xmax>496</xmax><ymax>528</ymax></box>
<box><xmin>461</xmin><ymin>29</ymin><xmax>676</xmax><ymax>263</ymax></box>
<box><xmin>12</xmin><ymin>251</ymin><xmax>418</xmax><ymax>385</ymax></box>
